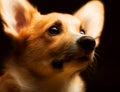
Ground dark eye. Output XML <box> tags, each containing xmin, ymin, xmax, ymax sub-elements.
<box><xmin>80</xmin><ymin>29</ymin><xmax>85</xmax><ymax>35</ymax></box>
<box><xmin>51</xmin><ymin>60</ymin><xmax>63</xmax><ymax>69</ymax></box>
<box><xmin>48</xmin><ymin>26</ymin><xmax>61</xmax><ymax>36</ymax></box>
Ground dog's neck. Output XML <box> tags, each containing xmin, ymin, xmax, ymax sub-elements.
<box><xmin>5</xmin><ymin>60</ymin><xmax>85</xmax><ymax>92</ymax></box>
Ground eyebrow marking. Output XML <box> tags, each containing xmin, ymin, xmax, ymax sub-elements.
<box><xmin>52</xmin><ymin>20</ymin><xmax>62</xmax><ymax>28</ymax></box>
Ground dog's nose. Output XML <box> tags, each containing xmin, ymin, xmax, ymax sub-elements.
<box><xmin>77</xmin><ymin>36</ymin><xmax>96</xmax><ymax>51</ymax></box>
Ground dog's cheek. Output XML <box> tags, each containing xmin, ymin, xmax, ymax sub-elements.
<box><xmin>20</xmin><ymin>39</ymin><xmax>62</xmax><ymax>76</ymax></box>
<box><xmin>29</xmin><ymin>63</ymin><xmax>60</xmax><ymax>79</ymax></box>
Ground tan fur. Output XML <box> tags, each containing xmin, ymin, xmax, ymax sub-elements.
<box><xmin>0</xmin><ymin>0</ymin><xmax>104</xmax><ymax>92</ymax></box>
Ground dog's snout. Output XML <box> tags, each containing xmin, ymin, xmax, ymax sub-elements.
<box><xmin>77</xmin><ymin>36</ymin><xmax>96</xmax><ymax>51</ymax></box>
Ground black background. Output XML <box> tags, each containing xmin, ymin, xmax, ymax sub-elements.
<box><xmin>0</xmin><ymin>0</ymin><xmax>120</xmax><ymax>92</ymax></box>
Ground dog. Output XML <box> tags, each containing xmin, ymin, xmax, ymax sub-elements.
<box><xmin>0</xmin><ymin>0</ymin><xmax>104</xmax><ymax>92</ymax></box>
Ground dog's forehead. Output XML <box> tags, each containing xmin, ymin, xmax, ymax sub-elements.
<box><xmin>43</xmin><ymin>12</ymin><xmax>81</xmax><ymax>26</ymax></box>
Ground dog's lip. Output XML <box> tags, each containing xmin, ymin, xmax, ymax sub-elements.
<box><xmin>75</xmin><ymin>55</ymin><xmax>89</xmax><ymax>62</ymax></box>
<box><xmin>74</xmin><ymin>52</ymin><xmax>93</xmax><ymax>62</ymax></box>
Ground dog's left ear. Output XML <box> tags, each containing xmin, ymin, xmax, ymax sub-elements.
<box><xmin>74</xmin><ymin>0</ymin><xmax>104</xmax><ymax>46</ymax></box>
<box><xmin>0</xmin><ymin>0</ymin><xmax>40</xmax><ymax>38</ymax></box>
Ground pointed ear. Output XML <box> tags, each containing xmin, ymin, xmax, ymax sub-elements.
<box><xmin>74</xmin><ymin>1</ymin><xmax>104</xmax><ymax>46</ymax></box>
<box><xmin>0</xmin><ymin>0</ymin><xmax>40</xmax><ymax>38</ymax></box>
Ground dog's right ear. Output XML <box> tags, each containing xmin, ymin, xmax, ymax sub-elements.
<box><xmin>0</xmin><ymin>0</ymin><xmax>40</xmax><ymax>38</ymax></box>
<box><xmin>74</xmin><ymin>0</ymin><xmax>104</xmax><ymax>46</ymax></box>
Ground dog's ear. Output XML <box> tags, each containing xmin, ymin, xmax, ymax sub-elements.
<box><xmin>0</xmin><ymin>0</ymin><xmax>40</xmax><ymax>38</ymax></box>
<box><xmin>74</xmin><ymin>1</ymin><xmax>104</xmax><ymax>46</ymax></box>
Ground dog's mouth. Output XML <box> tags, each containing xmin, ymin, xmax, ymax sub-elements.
<box><xmin>74</xmin><ymin>50</ymin><xmax>94</xmax><ymax>62</ymax></box>
<box><xmin>51</xmin><ymin>50</ymin><xmax>94</xmax><ymax>70</ymax></box>
<box><xmin>76</xmin><ymin>55</ymin><xmax>90</xmax><ymax>62</ymax></box>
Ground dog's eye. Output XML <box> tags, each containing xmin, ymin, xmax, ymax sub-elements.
<box><xmin>48</xmin><ymin>26</ymin><xmax>61</xmax><ymax>36</ymax></box>
<box><xmin>51</xmin><ymin>60</ymin><xmax>63</xmax><ymax>69</ymax></box>
<box><xmin>80</xmin><ymin>29</ymin><xmax>85</xmax><ymax>35</ymax></box>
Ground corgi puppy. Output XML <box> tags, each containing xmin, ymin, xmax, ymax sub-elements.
<box><xmin>0</xmin><ymin>0</ymin><xmax>104</xmax><ymax>92</ymax></box>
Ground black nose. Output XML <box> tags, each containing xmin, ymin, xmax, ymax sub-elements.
<box><xmin>77</xmin><ymin>36</ymin><xmax>96</xmax><ymax>51</ymax></box>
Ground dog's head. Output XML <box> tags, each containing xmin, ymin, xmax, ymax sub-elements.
<box><xmin>0</xmin><ymin>0</ymin><xmax>104</xmax><ymax>79</ymax></box>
